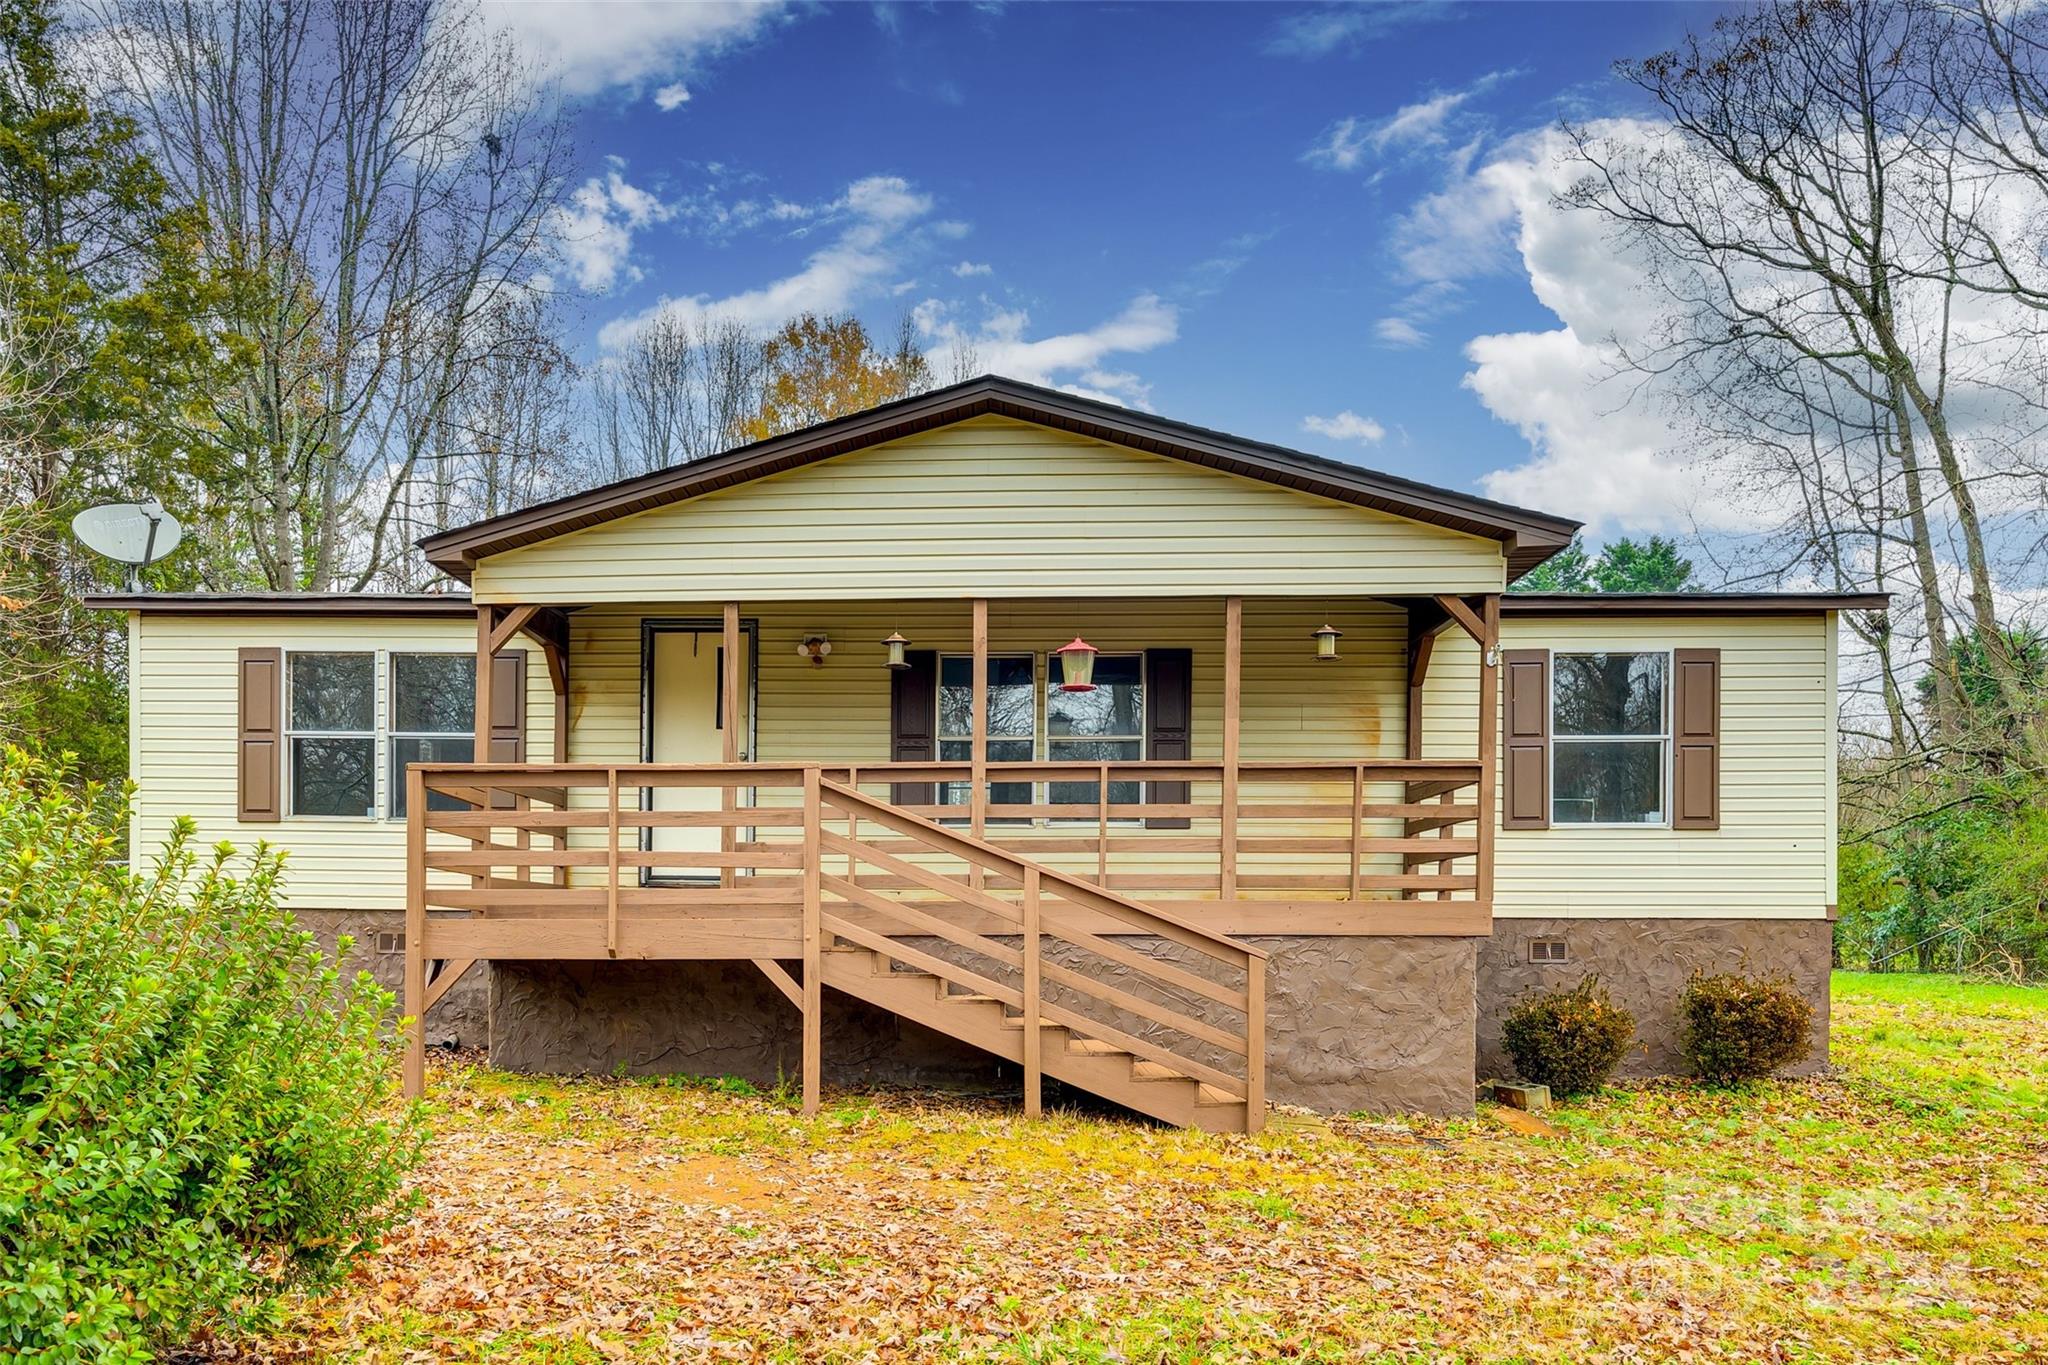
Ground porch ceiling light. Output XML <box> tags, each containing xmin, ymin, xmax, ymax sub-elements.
<box><xmin>1312</xmin><ymin>623</ymin><xmax>1343</xmax><ymax>661</ymax></box>
<box><xmin>1054</xmin><ymin>636</ymin><xmax>1099</xmax><ymax>692</ymax></box>
<box><xmin>797</xmin><ymin>634</ymin><xmax>832</xmax><ymax>666</ymax></box>
<box><xmin>881</xmin><ymin>631</ymin><xmax>911</xmax><ymax>670</ymax></box>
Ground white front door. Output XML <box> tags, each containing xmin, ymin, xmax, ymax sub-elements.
<box><xmin>647</xmin><ymin>627</ymin><xmax>750</xmax><ymax>882</ymax></box>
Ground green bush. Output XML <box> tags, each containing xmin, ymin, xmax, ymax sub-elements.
<box><xmin>0</xmin><ymin>748</ymin><xmax>427</xmax><ymax>1361</ymax></box>
<box><xmin>1499</xmin><ymin>976</ymin><xmax>1637</xmax><ymax>1099</ymax></box>
<box><xmin>1678</xmin><ymin>970</ymin><xmax>1815</xmax><ymax>1085</ymax></box>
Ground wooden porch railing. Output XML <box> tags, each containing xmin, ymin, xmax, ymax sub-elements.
<box><xmin>403</xmin><ymin>761</ymin><xmax>1278</xmax><ymax>1126</ymax></box>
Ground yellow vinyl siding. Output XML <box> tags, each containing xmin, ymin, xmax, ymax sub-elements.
<box><xmin>557</xmin><ymin>599</ymin><xmax>1424</xmax><ymax>893</ymax></box>
<box><xmin>471</xmin><ymin>417</ymin><xmax>1506</xmax><ymax>603</ymax></box>
<box><xmin>1422</xmin><ymin>613</ymin><xmax>1834</xmax><ymax>919</ymax></box>
<box><xmin>126</xmin><ymin>613</ymin><xmax>555</xmax><ymax>913</ymax></box>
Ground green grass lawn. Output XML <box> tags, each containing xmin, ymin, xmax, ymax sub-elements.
<box><xmin>263</xmin><ymin>973</ymin><xmax>2048</xmax><ymax>1363</ymax></box>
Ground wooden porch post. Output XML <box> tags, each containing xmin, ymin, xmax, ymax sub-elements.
<box><xmin>1221</xmin><ymin>596</ymin><xmax>1242</xmax><ymax>901</ymax></box>
<box><xmin>403</xmin><ymin>765</ymin><xmax>427</xmax><ymax>1098</ymax></box>
<box><xmin>1476</xmin><ymin>593</ymin><xmax>1500</xmax><ymax>916</ymax></box>
<box><xmin>801</xmin><ymin>765</ymin><xmax>822</xmax><ymax>1116</ymax></box>
<box><xmin>722</xmin><ymin>602</ymin><xmax>741</xmax><ymax>890</ymax></box>
<box><xmin>970</xmin><ymin>598</ymin><xmax>988</xmax><ymax>887</ymax></box>
<box><xmin>474</xmin><ymin>606</ymin><xmax>496</xmax><ymax>765</ymax></box>
<box><xmin>1021</xmin><ymin>866</ymin><xmax>1041</xmax><ymax>1118</ymax></box>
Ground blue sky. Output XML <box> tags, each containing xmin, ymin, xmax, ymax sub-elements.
<box><xmin>495</xmin><ymin>1</ymin><xmax>1729</xmax><ymax>531</ymax></box>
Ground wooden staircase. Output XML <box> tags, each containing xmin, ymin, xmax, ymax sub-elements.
<box><xmin>809</xmin><ymin>778</ymin><xmax>1267</xmax><ymax>1134</ymax></box>
<box><xmin>819</xmin><ymin>944</ymin><xmax>1253</xmax><ymax>1132</ymax></box>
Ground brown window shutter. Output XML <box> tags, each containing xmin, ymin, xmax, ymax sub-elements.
<box><xmin>237</xmin><ymin>647</ymin><xmax>282</xmax><ymax>822</ymax></box>
<box><xmin>489</xmin><ymin>650</ymin><xmax>527</xmax><ymax>763</ymax></box>
<box><xmin>1501</xmin><ymin>649</ymin><xmax>1550</xmax><ymax>830</ymax></box>
<box><xmin>488</xmin><ymin>651</ymin><xmax>526</xmax><ymax>811</ymax></box>
<box><xmin>1144</xmin><ymin>648</ymin><xmax>1191</xmax><ymax>829</ymax></box>
<box><xmin>889</xmin><ymin>650</ymin><xmax>937</xmax><ymax>806</ymax></box>
<box><xmin>1672</xmin><ymin>648</ymin><xmax>1721</xmax><ymax>830</ymax></box>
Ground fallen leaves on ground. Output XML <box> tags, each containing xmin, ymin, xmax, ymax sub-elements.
<box><xmin>227</xmin><ymin>974</ymin><xmax>2046</xmax><ymax>1362</ymax></box>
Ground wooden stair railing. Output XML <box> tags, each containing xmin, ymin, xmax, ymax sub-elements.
<box><xmin>816</xmin><ymin>778</ymin><xmax>1268</xmax><ymax>1133</ymax></box>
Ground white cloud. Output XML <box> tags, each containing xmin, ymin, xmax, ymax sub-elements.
<box><xmin>1464</xmin><ymin>327</ymin><xmax>1700</xmax><ymax>529</ymax></box>
<box><xmin>600</xmin><ymin>175</ymin><xmax>937</xmax><ymax>344</ymax></box>
<box><xmin>1304</xmin><ymin>70</ymin><xmax>1519</xmax><ymax>171</ymax></box>
<box><xmin>549</xmin><ymin>164</ymin><xmax>675</xmax><ymax>294</ymax></box>
<box><xmin>1266</xmin><ymin>4</ymin><xmax>1448</xmax><ymax>58</ymax></box>
<box><xmin>1393</xmin><ymin>119</ymin><xmax>2043</xmax><ymax>536</ymax></box>
<box><xmin>1373</xmin><ymin>317</ymin><xmax>1426</xmax><ymax>348</ymax></box>
<box><xmin>483</xmin><ymin>1</ymin><xmax>788</xmax><ymax>100</ymax></box>
<box><xmin>952</xmin><ymin>260</ymin><xmax>993</xmax><ymax>278</ymax></box>
<box><xmin>915</xmin><ymin>295</ymin><xmax>1181</xmax><ymax>408</ymax></box>
<box><xmin>1301</xmin><ymin>411</ymin><xmax>1387</xmax><ymax>444</ymax></box>
<box><xmin>654</xmin><ymin>82</ymin><xmax>691</xmax><ymax>111</ymax></box>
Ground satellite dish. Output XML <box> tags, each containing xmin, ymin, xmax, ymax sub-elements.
<box><xmin>72</xmin><ymin>498</ymin><xmax>183</xmax><ymax>590</ymax></box>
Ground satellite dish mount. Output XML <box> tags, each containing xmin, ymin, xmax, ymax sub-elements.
<box><xmin>71</xmin><ymin>497</ymin><xmax>184</xmax><ymax>591</ymax></box>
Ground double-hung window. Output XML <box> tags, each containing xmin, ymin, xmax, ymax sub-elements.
<box><xmin>934</xmin><ymin>652</ymin><xmax>1148</xmax><ymax>816</ymax></box>
<box><xmin>287</xmin><ymin>652</ymin><xmax>376</xmax><ymax>818</ymax></box>
<box><xmin>388</xmin><ymin>654</ymin><xmax>476</xmax><ymax>818</ymax></box>
<box><xmin>1551</xmin><ymin>651</ymin><xmax>1668</xmax><ymax>825</ymax></box>
<box><xmin>937</xmin><ymin>655</ymin><xmax>1035</xmax><ymax>811</ymax></box>
<box><xmin>1048</xmin><ymin>653</ymin><xmax>1144</xmax><ymax>808</ymax></box>
<box><xmin>282</xmin><ymin>650</ymin><xmax>482</xmax><ymax>819</ymax></box>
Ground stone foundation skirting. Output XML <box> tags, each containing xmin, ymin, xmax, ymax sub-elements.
<box><xmin>489</xmin><ymin>934</ymin><xmax>1481</xmax><ymax>1117</ymax></box>
<box><xmin>289</xmin><ymin>908</ymin><xmax>490</xmax><ymax>1048</ymax></box>
<box><xmin>1475</xmin><ymin>916</ymin><xmax>1833</xmax><ymax>1082</ymax></box>
<box><xmin>438</xmin><ymin>916</ymin><xmax>1831</xmax><ymax>1118</ymax></box>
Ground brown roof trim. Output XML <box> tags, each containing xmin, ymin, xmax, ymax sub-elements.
<box><xmin>417</xmin><ymin>374</ymin><xmax>1582</xmax><ymax>581</ymax></box>
<box><xmin>83</xmin><ymin>592</ymin><xmax>476</xmax><ymax>617</ymax></box>
<box><xmin>1502</xmin><ymin>591</ymin><xmax>1889</xmax><ymax>616</ymax></box>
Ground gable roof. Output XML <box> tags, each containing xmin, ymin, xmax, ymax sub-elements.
<box><xmin>417</xmin><ymin>374</ymin><xmax>1581</xmax><ymax>582</ymax></box>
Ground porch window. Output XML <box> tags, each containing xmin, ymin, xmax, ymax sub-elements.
<box><xmin>937</xmin><ymin>655</ymin><xmax>1035</xmax><ymax>810</ymax></box>
<box><xmin>388</xmin><ymin>653</ymin><xmax>476</xmax><ymax>818</ymax></box>
<box><xmin>287</xmin><ymin>652</ymin><xmax>375</xmax><ymax>817</ymax></box>
<box><xmin>1551</xmin><ymin>651</ymin><xmax>1668</xmax><ymax>825</ymax></box>
<box><xmin>1048</xmin><ymin>653</ymin><xmax>1144</xmax><ymax>807</ymax></box>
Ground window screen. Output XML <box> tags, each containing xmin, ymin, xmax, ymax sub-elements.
<box><xmin>288</xmin><ymin>652</ymin><xmax>375</xmax><ymax>817</ymax></box>
<box><xmin>1551</xmin><ymin>652</ymin><xmax>1668</xmax><ymax>825</ymax></box>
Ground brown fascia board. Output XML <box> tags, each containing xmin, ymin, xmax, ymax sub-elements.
<box><xmin>82</xmin><ymin>592</ymin><xmax>476</xmax><ymax>617</ymax></box>
<box><xmin>417</xmin><ymin>375</ymin><xmax>1583</xmax><ymax>582</ymax></box>
<box><xmin>1501</xmin><ymin>592</ymin><xmax>1890</xmax><ymax>615</ymax></box>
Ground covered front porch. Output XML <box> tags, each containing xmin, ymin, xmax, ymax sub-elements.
<box><xmin>404</xmin><ymin>591</ymin><xmax>1501</xmax><ymax>1127</ymax></box>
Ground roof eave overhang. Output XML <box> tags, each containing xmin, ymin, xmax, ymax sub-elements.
<box><xmin>417</xmin><ymin>376</ymin><xmax>1581</xmax><ymax>584</ymax></box>
<box><xmin>1500</xmin><ymin>592</ymin><xmax>1890</xmax><ymax>615</ymax></box>
<box><xmin>81</xmin><ymin>592</ymin><xmax>476</xmax><ymax>617</ymax></box>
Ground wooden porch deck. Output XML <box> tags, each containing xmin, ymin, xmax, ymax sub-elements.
<box><xmin>410</xmin><ymin>592</ymin><xmax>1503</xmax><ymax>1130</ymax></box>
<box><xmin>402</xmin><ymin>756</ymin><xmax>1488</xmax><ymax>1133</ymax></box>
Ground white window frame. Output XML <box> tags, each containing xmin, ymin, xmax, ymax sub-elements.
<box><xmin>386</xmin><ymin>651</ymin><xmax>477</xmax><ymax>819</ymax></box>
<box><xmin>1548</xmin><ymin>647</ymin><xmax>1672</xmax><ymax>829</ymax></box>
<box><xmin>283</xmin><ymin>648</ymin><xmax>378</xmax><ymax>821</ymax></box>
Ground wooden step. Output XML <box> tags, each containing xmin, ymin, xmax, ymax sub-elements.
<box><xmin>1067</xmin><ymin>1037</ymin><xmax>1122</xmax><ymax>1056</ymax></box>
<box><xmin>1129</xmin><ymin>1060</ymin><xmax>1188</xmax><ymax>1082</ymax></box>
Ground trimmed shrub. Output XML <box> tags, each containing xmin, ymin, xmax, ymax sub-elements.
<box><xmin>0</xmin><ymin>748</ymin><xmax>427</xmax><ymax>1362</ymax></box>
<box><xmin>1499</xmin><ymin>976</ymin><xmax>1637</xmax><ymax>1099</ymax></box>
<box><xmin>1678</xmin><ymin>970</ymin><xmax>1814</xmax><ymax>1085</ymax></box>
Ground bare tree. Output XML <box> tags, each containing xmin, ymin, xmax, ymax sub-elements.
<box><xmin>88</xmin><ymin>0</ymin><xmax>575</xmax><ymax>590</ymax></box>
<box><xmin>1563</xmin><ymin>0</ymin><xmax>2048</xmax><ymax>762</ymax></box>
<box><xmin>591</xmin><ymin>313</ymin><xmax>763</xmax><ymax>480</ymax></box>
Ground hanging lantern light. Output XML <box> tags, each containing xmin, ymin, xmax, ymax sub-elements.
<box><xmin>1054</xmin><ymin>636</ymin><xmax>1099</xmax><ymax>692</ymax></box>
<box><xmin>881</xmin><ymin>631</ymin><xmax>911</xmax><ymax>670</ymax></box>
<box><xmin>1312</xmin><ymin>623</ymin><xmax>1343</xmax><ymax>661</ymax></box>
